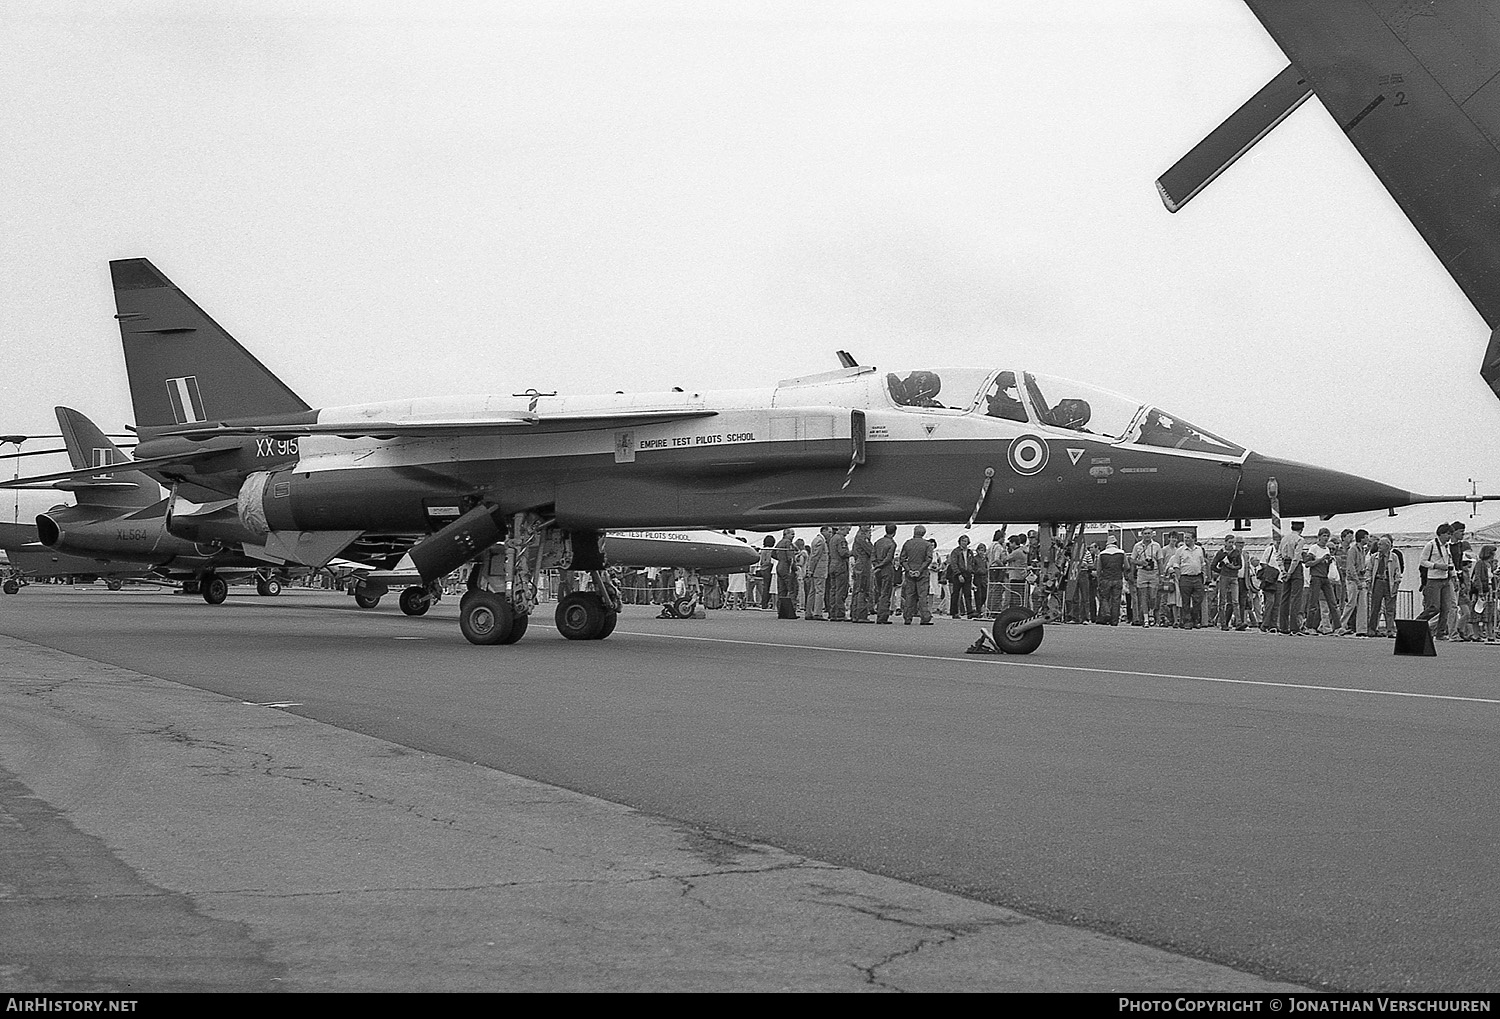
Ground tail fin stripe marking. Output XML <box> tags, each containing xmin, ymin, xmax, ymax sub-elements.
<box><xmin>166</xmin><ymin>376</ymin><xmax>205</xmax><ymax>424</ymax></box>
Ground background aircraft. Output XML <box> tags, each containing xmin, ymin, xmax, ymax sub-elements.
<box><xmin>1159</xmin><ymin>0</ymin><xmax>1500</xmax><ymax>402</ymax></box>
<box><xmin>13</xmin><ymin>406</ymin><xmax>288</xmax><ymax>601</ymax></box>
<box><xmin>6</xmin><ymin>403</ymin><xmax>758</xmax><ymax>614</ymax></box>
<box><xmin>0</xmin><ymin>519</ymin><xmax>152</xmax><ymax>594</ymax></box>
<box><xmin>1</xmin><ymin>257</ymin><xmax>1457</xmax><ymax>651</ymax></box>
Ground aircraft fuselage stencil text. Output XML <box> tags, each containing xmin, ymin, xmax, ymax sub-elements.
<box><xmin>638</xmin><ymin>432</ymin><xmax>757</xmax><ymax>451</ymax></box>
<box><xmin>255</xmin><ymin>438</ymin><xmax>300</xmax><ymax>458</ymax></box>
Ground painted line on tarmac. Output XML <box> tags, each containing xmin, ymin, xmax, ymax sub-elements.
<box><xmin>614</xmin><ymin>630</ymin><xmax>1500</xmax><ymax>707</ymax></box>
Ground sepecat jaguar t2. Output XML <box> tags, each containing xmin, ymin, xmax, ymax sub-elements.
<box><xmin>8</xmin><ymin>259</ymin><xmax>1458</xmax><ymax>651</ymax></box>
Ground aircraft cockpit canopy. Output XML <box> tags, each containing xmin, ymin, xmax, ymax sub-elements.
<box><xmin>883</xmin><ymin>368</ymin><xmax>1245</xmax><ymax>457</ymax></box>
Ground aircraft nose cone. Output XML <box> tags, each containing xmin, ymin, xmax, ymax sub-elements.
<box><xmin>1235</xmin><ymin>453</ymin><xmax>1419</xmax><ymax>518</ymax></box>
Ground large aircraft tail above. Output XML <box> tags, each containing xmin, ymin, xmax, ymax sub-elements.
<box><xmin>110</xmin><ymin>259</ymin><xmax>311</xmax><ymax>430</ymax></box>
<box><xmin>1160</xmin><ymin>2</ymin><xmax>1500</xmax><ymax>399</ymax></box>
<box><xmin>54</xmin><ymin>407</ymin><xmax>160</xmax><ymax>511</ymax></box>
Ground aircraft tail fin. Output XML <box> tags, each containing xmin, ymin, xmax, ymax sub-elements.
<box><xmin>54</xmin><ymin>407</ymin><xmax>160</xmax><ymax>510</ymax></box>
<box><xmin>110</xmin><ymin>259</ymin><xmax>311</xmax><ymax>431</ymax></box>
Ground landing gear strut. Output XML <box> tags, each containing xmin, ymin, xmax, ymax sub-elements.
<box><xmin>454</xmin><ymin>516</ymin><xmax>616</xmax><ymax>646</ymax></box>
<box><xmin>458</xmin><ymin>589</ymin><xmax>526</xmax><ymax>645</ymax></box>
<box><xmin>399</xmin><ymin>583</ymin><xmax>440</xmax><ymax>617</ymax></box>
<box><xmin>555</xmin><ymin>573</ymin><xmax>621</xmax><ymax>641</ymax></box>
<box><xmin>458</xmin><ymin>512</ymin><xmax>548</xmax><ymax>646</ymax></box>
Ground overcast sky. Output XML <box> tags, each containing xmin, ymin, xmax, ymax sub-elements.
<box><xmin>2</xmin><ymin>0</ymin><xmax>1496</xmax><ymax>525</ymax></box>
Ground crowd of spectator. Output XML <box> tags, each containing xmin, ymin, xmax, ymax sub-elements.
<box><xmin>704</xmin><ymin>525</ymin><xmax>987</xmax><ymax>625</ymax></box>
<box><xmin>996</xmin><ymin>520</ymin><xmax>1497</xmax><ymax>642</ymax></box>
<box><xmin>611</xmin><ymin>520</ymin><xmax>1499</xmax><ymax>645</ymax></box>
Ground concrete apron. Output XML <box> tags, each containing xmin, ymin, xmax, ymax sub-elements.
<box><xmin>0</xmin><ymin>636</ymin><xmax>1303</xmax><ymax>992</ymax></box>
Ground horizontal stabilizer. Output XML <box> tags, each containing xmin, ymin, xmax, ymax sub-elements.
<box><xmin>238</xmin><ymin>544</ymin><xmax>287</xmax><ymax>565</ymax></box>
<box><xmin>1157</xmin><ymin>63</ymin><xmax>1312</xmax><ymax>212</ymax></box>
<box><xmin>153</xmin><ymin>408</ymin><xmax>718</xmax><ymax>441</ymax></box>
<box><xmin>261</xmin><ymin>529</ymin><xmax>363</xmax><ymax>569</ymax></box>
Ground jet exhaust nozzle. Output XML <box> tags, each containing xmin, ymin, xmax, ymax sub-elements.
<box><xmin>35</xmin><ymin>514</ymin><xmax>62</xmax><ymax>548</ymax></box>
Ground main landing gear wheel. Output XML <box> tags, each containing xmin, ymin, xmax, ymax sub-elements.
<box><xmin>399</xmin><ymin>586</ymin><xmax>432</xmax><ymax>616</ymax></box>
<box><xmin>992</xmin><ymin>606</ymin><xmax>1044</xmax><ymax>655</ymax></box>
<box><xmin>256</xmin><ymin>577</ymin><xmax>282</xmax><ymax>597</ymax></box>
<box><xmin>202</xmin><ymin>575</ymin><xmax>228</xmax><ymax>606</ymax></box>
<box><xmin>460</xmin><ymin>590</ymin><xmax>522</xmax><ymax>645</ymax></box>
<box><xmin>3</xmin><ymin>580</ymin><xmax>19</xmax><ymax>595</ymax></box>
<box><xmin>105</xmin><ymin>579</ymin><xmax>123</xmax><ymax>591</ymax></box>
<box><xmin>556</xmin><ymin>591</ymin><xmax>612</xmax><ymax>640</ymax></box>
<box><xmin>354</xmin><ymin>588</ymin><xmax>382</xmax><ymax>609</ymax></box>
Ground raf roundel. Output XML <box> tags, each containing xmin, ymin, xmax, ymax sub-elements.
<box><xmin>1007</xmin><ymin>434</ymin><xmax>1049</xmax><ymax>476</ymax></box>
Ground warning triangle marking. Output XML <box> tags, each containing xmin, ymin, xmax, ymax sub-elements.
<box><xmin>1067</xmin><ymin>448</ymin><xmax>1085</xmax><ymax>465</ymax></box>
<box><xmin>924</xmin><ymin>423</ymin><xmax>937</xmax><ymax>435</ymax></box>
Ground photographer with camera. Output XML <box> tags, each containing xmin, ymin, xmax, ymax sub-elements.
<box><xmin>1130</xmin><ymin>528</ymin><xmax>1162</xmax><ymax>627</ymax></box>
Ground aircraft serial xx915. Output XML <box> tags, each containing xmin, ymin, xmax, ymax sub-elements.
<box><xmin>5</xmin><ymin>258</ymin><xmax>1466</xmax><ymax>652</ymax></box>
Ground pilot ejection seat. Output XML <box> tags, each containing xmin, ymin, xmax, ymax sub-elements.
<box><xmin>886</xmin><ymin>370</ymin><xmax>944</xmax><ymax>408</ymax></box>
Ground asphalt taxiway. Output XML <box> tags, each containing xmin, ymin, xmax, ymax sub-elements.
<box><xmin>2</xmin><ymin>586</ymin><xmax>1496</xmax><ymax>991</ymax></box>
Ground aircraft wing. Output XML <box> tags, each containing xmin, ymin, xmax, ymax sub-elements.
<box><xmin>4</xmin><ymin>546</ymin><xmax>151</xmax><ymax>579</ymax></box>
<box><xmin>0</xmin><ymin>447</ymin><xmax>68</xmax><ymax>461</ymax></box>
<box><xmin>0</xmin><ymin>522</ymin><xmax>39</xmax><ymax>550</ymax></box>
<box><xmin>1165</xmin><ymin>1</ymin><xmax>1500</xmax><ymax>396</ymax></box>
<box><xmin>0</xmin><ymin>448</ymin><xmax>230</xmax><ymax>489</ymax></box>
<box><xmin>151</xmin><ymin>409</ymin><xmax>718</xmax><ymax>441</ymax></box>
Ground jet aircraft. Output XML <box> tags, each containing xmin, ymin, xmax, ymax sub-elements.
<box><xmin>1158</xmin><ymin>0</ymin><xmax>1500</xmax><ymax>402</ymax></box>
<box><xmin>0</xmin><ymin>258</ymin><xmax>1461</xmax><ymax>653</ymax></box>
<box><xmin>10</xmin><ymin>405</ymin><xmax>758</xmax><ymax>613</ymax></box>
<box><xmin>12</xmin><ymin>406</ymin><xmax>292</xmax><ymax>600</ymax></box>
<box><xmin>0</xmin><ymin>520</ymin><xmax>148</xmax><ymax>593</ymax></box>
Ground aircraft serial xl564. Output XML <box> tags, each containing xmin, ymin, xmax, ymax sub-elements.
<box><xmin>6</xmin><ymin>258</ymin><xmax>1466</xmax><ymax>651</ymax></box>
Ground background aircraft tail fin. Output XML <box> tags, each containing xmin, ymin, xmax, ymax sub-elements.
<box><xmin>110</xmin><ymin>259</ymin><xmax>311</xmax><ymax>430</ymax></box>
<box><xmin>54</xmin><ymin>406</ymin><xmax>160</xmax><ymax>510</ymax></box>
